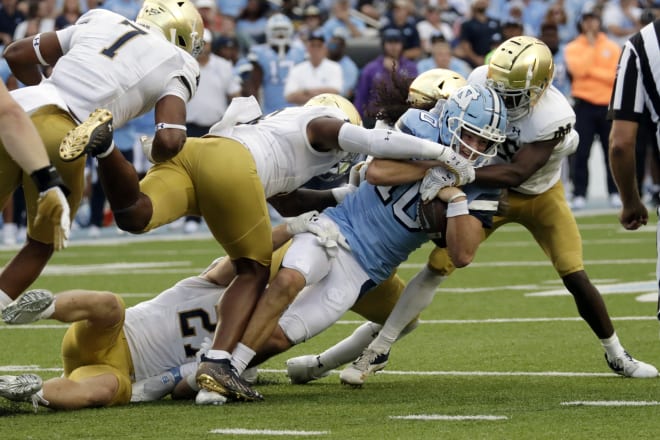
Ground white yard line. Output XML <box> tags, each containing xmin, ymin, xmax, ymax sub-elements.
<box><xmin>561</xmin><ymin>401</ymin><xmax>660</xmax><ymax>406</ymax></box>
<box><xmin>390</xmin><ymin>414</ymin><xmax>508</xmax><ymax>421</ymax></box>
<box><xmin>209</xmin><ymin>429</ymin><xmax>329</xmax><ymax>436</ymax></box>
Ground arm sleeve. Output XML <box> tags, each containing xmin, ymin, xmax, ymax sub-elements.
<box><xmin>337</xmin><ymin>123</ymin><xmax>451</xmax><ymax>159</ymax></box>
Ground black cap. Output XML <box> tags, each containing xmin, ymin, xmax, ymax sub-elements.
<box><xmin>382</xmin><ymin>28</ymin><xmax>403</xmax><ymax>42</ymax></box>
<box><xmin>213</xmin><ymin>35</ymin><xmax>239</xmax><ymax>51</ymax></box>
<box><xmin>308</xmin><ymin>30</ymin><xmax>325</xmax><ymax>42</ymax></box>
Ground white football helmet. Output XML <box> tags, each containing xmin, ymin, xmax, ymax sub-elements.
<box><xmin>266</xmin><ymin>13</ymin><xmax>294</xmax><ymax>56</ymax></box>
<box><xmin>438</xmin><ymin>84</ymin><xmax>507</xmax><ymax>164</ymax></box>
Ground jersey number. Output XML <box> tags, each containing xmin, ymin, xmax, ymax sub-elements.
<box><xmin>101</xmin><ymin>20</ymin><xmax>147</xmax><ymax>59</ymax></box>
<box><xmin>178</xmin><ymin>309</ymin><xmax>217</xmax><ymax>357</ymax></box>
<box><xmin>375</xmin><ymin>184</ymin><xmax>421</xmax><ymax>230</ymax></box>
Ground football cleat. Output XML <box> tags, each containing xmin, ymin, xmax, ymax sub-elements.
<box><xmin>59</xmin><ymin>109</ymin><xmax>114</xmax><ymax>162</ymax></box>
<box><xmin>2</xmin><ymin>289</ymin><xmax>54</xmax><ymax>325</ymax></box>
<box><xmin>286</xmin><ymin>355</ymin><xmax>331</xmax><ymax>384</ymax></box>
<box><xmin>194</xmin><ymin>388</ymin><xmax>227</xmax><ymax>406</ymax></box>
<box><xmin>339</xmin><ymin>349</ymin><xmax>390</xmax><ymax>387</ymax></box>
<box><xmin>0</xmin><ymin>374</ymin><xmax>46</xmax><ymax>412</ymax></box>
<box><xmin>605</xmin><ymin>352</ymin><xmax>658</xmax><ymax>378</ymax></box>
<box><xmin>196</xmin><ymin>356</ymin><xmax>263</xmax><ymax>402</ymax></box>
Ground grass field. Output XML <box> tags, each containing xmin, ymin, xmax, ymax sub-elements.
<box><xmin>1</xmin><ymin>211</ymin><xmax>660</xmax><ymax>439</ymax></box>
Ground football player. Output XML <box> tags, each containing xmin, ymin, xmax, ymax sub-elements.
<box><xmin>177</xmin><ymin>84</ymin><xmax>505</xmax><ymax>404</ymax></box>
<box><xmin>238</xmin><ymin>13</ymin><xmax>306</xmax><ymax>114</ymax></box>
<box><xmin>322</xmin><ymin>36</ymin><xmax>658</xmax><ymax>386</ymax></box>
<box><xmin>0</xmin><ymin>0</ymin><xmax>203</xmax><ymax>310</ymax></box>
<box><xmin>60</xmin><ymin>93</ymin><xmax>477</xmax><ymax>402</ymax></box>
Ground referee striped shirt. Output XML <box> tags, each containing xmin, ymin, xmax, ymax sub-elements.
<box><xmin>608</xmin><ymin>19</ymin><xmax>660</xmax><ymax>126</ymax></box>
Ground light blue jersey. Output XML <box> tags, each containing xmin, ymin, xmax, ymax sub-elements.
<box><xmin>247</xmin><ymin>43</ymin><xmax>306</xmax><ymax>114</ymax></box>
<box><xmin>326</xmin><ymin>106</ymin><xmax>500</xmax><ymax>283</ymax></box>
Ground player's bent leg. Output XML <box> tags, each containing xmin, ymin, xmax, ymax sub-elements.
<box><xmin>44</xmin><ymin>371</ymin><xmax>122</xmax><ymax>410</ymax></box>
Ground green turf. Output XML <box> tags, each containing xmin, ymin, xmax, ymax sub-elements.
<box><xmin>2</xmin><ymin>213</ymin><xmax>660</xmax><ymax>439</ymax></box>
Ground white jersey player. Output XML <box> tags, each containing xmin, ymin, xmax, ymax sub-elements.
<box><xmin>0</xmin><ymin>0</ymin><xmax>203</xmax><ymax>311</ymax></box>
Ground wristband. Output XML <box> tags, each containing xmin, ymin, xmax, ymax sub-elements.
<box><xmin>446</xmin><ymin>192</ymin><xmax>467</xmax><ymax>204</ymax></box>
<box><xmin>156</xmin><ymin>123</ymin><xmax>187</xmax><ymax>131</ymax></box>
<box><xmin>32</xmin><ymin>34</ymin><xmax>49</xmax><ymax>66</ymax></box>
<box><xmin>446</xmin><ymin>199</ymin><xmax>469</xmax><ymax>217</ymax></box>
<box><xmin>30</xmin><ymin>165</ymin><xmax>71</xmax><ymax>196</ymax></box>
<box><xmin>168</xmin><ymin>367</ymin><xmax>183</xmax><ymax>385</ymax></box>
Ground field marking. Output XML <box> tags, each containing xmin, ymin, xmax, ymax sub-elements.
<box><xmin>390</xmin><ymin>414</ymin><xmax>507</xmax><ymax>421</ymax></box>
<box><xmin>400</xmin><ymin>258</ymin><xmax>656</xmax><ymax>270</ymax></box>
<box><xmin>561</xmin><ymin>401</ymin><xmax>660</xmax><ymax>407</ymax></box>
<box><xmin>0</xmin><ymin>365</ymin><xmax>618</xmax><ymax>378</ymax></box>
<box><xmin>209</xmin><ymin>429</ymin><xmax>328</xmax><ymax>436</ymax></box>
<box><xmin>1</xmin><ymin>315</ymin><xmax>654</xmax><ymax>332</ymax></box>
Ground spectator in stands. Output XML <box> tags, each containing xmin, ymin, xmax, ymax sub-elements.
<box><xmin>539</xmin><ymin>21</ymin><xmax>570</xmax><ymax>97</ymax></box>
<box><xmin>196</xmin><ymin>0</ymin><xmax>222</xmax><ymax>36</ymax></box>
<box><xmin>416</xmin><ymin>32</ymin><xmax>471</xmax><ymax>78</ymax></box>
<box><xmin>354</xmin><ymin>28</ymin><xmax>417</xmax><ymax>127</ymax></box>
<box><xmin>296</xmin><ymin>5</ymin><xmax>324</xmax><ymax>42</ymax></box>
<box><xmin>284</xmin><ymin>30</ymin><xmax>342</xmax><ymax>105</ymax></box>
<box><xmin>565</xmin><ymin>10</ymin><xmax>621</xmax><ymax>210</ymax></box>
<box><xmin>0</xmin><ymin>0</ymin><xmax>26</xmax><ymax>47</ymax></box>
<box><xmin>213</xmin><ymin>34</ymin><xmax>242</xmax><ymax>64</ymax></box>
<box><xmin>602</xmin><ymin>0</ymin><xmax>641</xmax><ymax>46</ymax></box>
<box><xmin>54</xmin><ymin>0</ymin><xmax>82</xmax><ymax>29</ymax></box>
<box><xmin>321</xmin><ymin>0</ymin><xmax>367</xmax><ymax>42</ymax></box>
<box><xmin>326</xmin><ymin>27</ymin><xmax>359</xmax><ymax>98</ymax></box>
<box><xmin>100</xmin><ymin>0</ymin><xmax>141</xmax><ymax>19</ymax></box>
<box><xmin>416</xmin><ymin>2</ymin><xmax>454</xmax><ymax>55</ymax></box>
<box><xmin>454</xmin><ymin>0</ymin><xmax>500</xmax><ymax>68</ymax></box>
<box><xmin>13</xmin><ymin>0</ymin><xmax>54</xmax><ymax>40</ymax></box>
<box><xmin>382</xmin><ymin>0</ymin><xmax>422</xmax><ymax>60</ymax></box>
<box><xmin>236</xmin><ymin>0</ymin><xmax>270</xmax><ymax>45</ymax></box>
<box><xmin>542</xmin><ymin>1</ymin><xmax>576</xmax><ymax>46</ymax></box>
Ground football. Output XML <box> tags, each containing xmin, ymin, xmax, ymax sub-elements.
<box><xmin>417</xmin><ymin>198</ymin><xmax>448</xmax><ymax>247</ymax></box>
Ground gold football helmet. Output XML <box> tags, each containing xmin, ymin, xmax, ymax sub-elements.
<box><xmin>305</xmin><ymin>93</ymin><xmax>363</xmax><ymax>126</ymax></box>
<box><xmin>407</xmin><ymin>68</ymin><xmax>467</xmax><ymax>109</ymax></box>
<box><xmin>487</xmin><ymin>36</ymin><xmax>554</xmax><ymax>120</ymax></box>
<box><xmin>136</xmin><ymin>0</ymin><xmax>204</xmax><ymax>57</ymax></box>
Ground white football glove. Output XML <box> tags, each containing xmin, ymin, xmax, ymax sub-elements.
<box><xmin>436</xmin><ymin>147</ymin><xmax>475</xmax><ymax>186</ymax></box>
<box><xmin>420</xmin><ymin>166</ymin><xmax>457</xmax><ymax>202</ymax></box>
<box><xmin>35</xmin><ymin>187</ymin><xmax>70</xmax><ymax>251</ymax></box>
<box><xmin>285</xmin><ymin>210</ymin><xmax>320</xmax><ymax>235</ymax></box>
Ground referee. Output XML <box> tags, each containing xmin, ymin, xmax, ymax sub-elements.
<box><xmin>608</xmin><ymin>18</ymin><xmax>660</xmax><ymax>317</ymax></box>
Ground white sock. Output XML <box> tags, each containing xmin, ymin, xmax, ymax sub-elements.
<box><xmin>0</xmin><ymin>288</ymin><xmax>12</xmax><ymax>309</ymax></box>
<box><xmin>204</xmin><ymin>349</ymin><xmax>231</xmax><ymax>361</ymax></box>
<box><xmin>40</xmin><ymin>299</ymin><xmax>56</xmax><ymax>320</ymax></box>
<box><xmin>601</xmin><ymin>332</ymin><xmax>625</xmax><ymax>359</ymax></box>
<box><xmin>318</xmin><ymin>322</ymin><xmax>382</xmax><ymax>369</ymax></box>
<box><xmin>230</xmin><ymin>342</ymin><xmax>256</xmax><ymax>375</ymax></box>
<box><xmin>370</xmin><ymin>267</ymin><xmax>445</xmax><ymax>354</ymax></box>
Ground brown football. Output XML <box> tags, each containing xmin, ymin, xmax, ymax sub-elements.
<box><xmin>417</xmin><ymin>198</ymin><xmax>448</xmax><ymax>247</ymax></box>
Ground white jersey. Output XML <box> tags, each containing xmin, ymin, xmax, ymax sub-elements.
<box><xmin>123</xmin><ymin>276</ymin><xmax>223</xmax><ymax>381</ymax></box>
<box><xmin>468</xmin><ymin>65</ymin><xmax>578</xmax><ymax>194</ymax></box>
<box><xmin>11</xmin><ymin>9</ymin><xmax>199</xmax><ymax>128</ymax></box>
<box><xmin>209</xmin><ymin>105</ymin><xmax>350</xmax><ymax>197</ymax></box>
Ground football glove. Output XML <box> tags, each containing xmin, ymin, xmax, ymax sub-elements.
<box><xmin>285</xmin><ymin>210</ymin><xmax>320</xmax><ymax>235</ymax></box>
<box><xmin>348</xmin><ymin>160</ymin><xmax>369</xmax><ymax>187</ymax></box>
<box><xmin>420</xmin><ymin>166</ymin><xmax>457</xmax><ymax>202</ymax></box>
<box><xmin>436</xmin><ymin>147</ymin><xmax>475</xmax><ymax>186</ymax></box>
<box><xmin>35</xmin><ymin>186</ymin><xmax>70</xmax><ymax>251</ymax></box>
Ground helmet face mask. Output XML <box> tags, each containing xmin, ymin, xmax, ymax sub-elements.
<box><xmin>266</xmin><ymin>13</ymin><xmax>294</xmax><ymax>56</ymax></box>
<box><xmin>407</xmin><ymin>68</ymin><xmax>468</xmax><ymax>110</ymax></box>
<box><xmin>136</xmin><ymin>0</ymin><xmax>204</xmax><ymax>57</ymax></box>
<box><xmin>304</xmin><ymin>93</ymin><xmax>362</xmax><ymax>127</ymax></box>
<box><xmin>486</xmin><ymin>36</ymin><xmax>554</xmax><ymax>121</ymax></box>
<box><xmin>439</xmin><ymin>84</ymin><xmax>507</xmax><ymax>165</ymax></box>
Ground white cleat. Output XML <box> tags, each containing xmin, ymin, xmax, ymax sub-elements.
<box><xmin>606</xmin><ymin>352</ymin><xmax>658</xmax><ymax>378</ymax></box>
<box><xmin>0</xmin><ymin>374</ymin><xmax>46</xmax><ymax>412</ymax></box>
<box><xmin>339</xmin><ymin>349</ymin><xmax>389</xmax><ymax>386</ymax></box>
<box><xmin>195</xmin><ymin>388</ymin><xmax>227</xmax><ymax>406</ymax></box>
<box><xmin>2</xmin><ymin>289</ymin><xmax>54</xmax><ymax>324</ymax></box>
<box><xmin>286</xmin><ymin>355</ymin><xmax>330</xmax><ymax>384</ymax></box>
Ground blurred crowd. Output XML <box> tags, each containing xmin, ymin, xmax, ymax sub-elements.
<box><xmin>1</xmin><ymin>0</ymin><xmax>660</xmax><ymax>245</ymax></box>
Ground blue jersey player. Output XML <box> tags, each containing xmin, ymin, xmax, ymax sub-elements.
<box><xmin>240</xmin><ymin>14</ymin><xmax>306</xmax><ymax>114</ymax></box>
<box><xmin>189</xmin><ymin>84</ymin><xmax>508</xmax><ymax>401</ymax></box>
